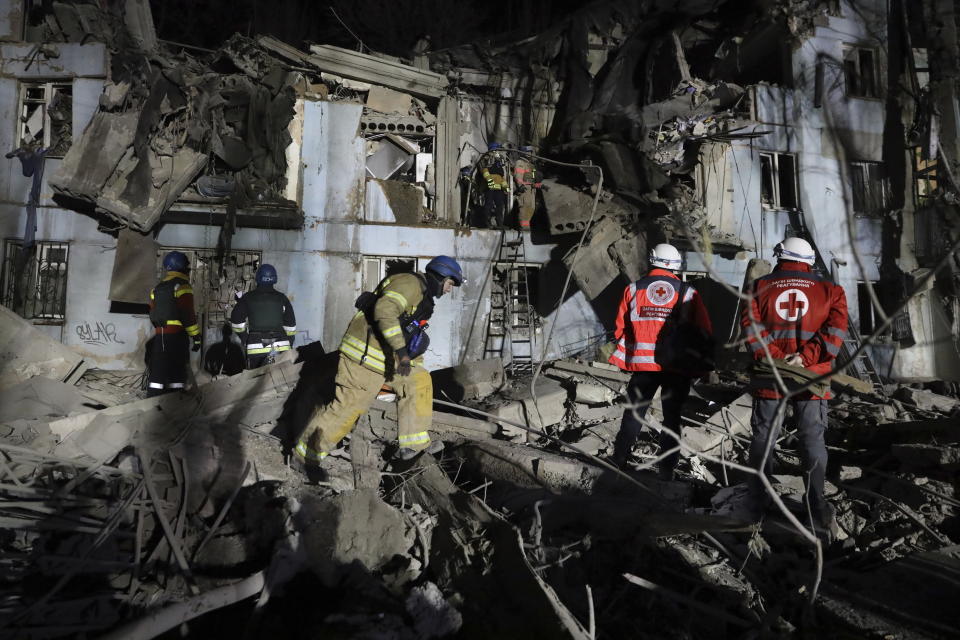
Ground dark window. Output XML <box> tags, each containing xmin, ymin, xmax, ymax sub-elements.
<box><xmin>844</xmin><ymin>47</ymin><xmax>879</xmax><ymax>98</ymax></box>
<box><xmin>1</xmin><ymin>240</ymin><xmax>69</xmax><ymax>323</ymax></box>
<box><xmin>850</xmin><ymin>161</ymin><xmax>890</xmax><ymax>216</ymax></box>
<box><xmin>760</xmin><ymin>152</ymin><xmax>798</xmax><ymax>209</ymax></box>
<box><xmin>857</xmin><ymin>281</ymin><xmax>889</xmax><ymax>337</ymax></box>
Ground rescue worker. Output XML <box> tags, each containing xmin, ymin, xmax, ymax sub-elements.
<box><xmin>230</xmin><ymin>264</ymin><xmax>296</xmax><ymax>369</ymax></box>
<box><xmin>480</xmin><ymin>142</ymin><xmax>510</xmax><ymax>228</ymax></box>
<box><xmin>609</xmin><ymin>243</ymin><xmax>713</xmax><ymax>479</ymax></box>
<box><xmin>513</xmin><ymin>146</ymin><xmax>541</xmax><ymax>230</ymax></box>
<box><xmin>741</xmin><ymin>237</ymin><xmax>847</xmax><ymax>535</ymax></box>
<box><xmin>293</xmin><ymin>256</ymin><xmax>465</xmax><ymax>472</ymax></box>
<box><xmin>147</xmin><ymin>251</ymin><xmax>201</xmax><ymax>397</ymax></box>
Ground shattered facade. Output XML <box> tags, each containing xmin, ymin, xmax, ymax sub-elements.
<box><xmin>1</xmin><ymin>0</ymin><xmax>960</xmax><ymax>637</ymax></box>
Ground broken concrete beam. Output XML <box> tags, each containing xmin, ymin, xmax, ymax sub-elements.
<box><xmin>488</xmin><ymin>401</ymin><xmax>526</xmax><ymax>438</ymax></box>
<box><xmin>432</xmin><ymin>411</ymin><xmax>498</xmax><ymax>439</ymax></box>
<box><xmin>454</xmin><ymin>440</ymin><xmax>692</xmax><ymax>506</ymax></box>
<box><xmin>366</xmin><ymin>85</ymin><xmax>413</xmax><ymax>114</ymax></box>
<box><xmin>573</xmin><ymin>382</ymin><xmax>616</xmax><ymax>405</ymax></box>
<box><xmin>548</xmin><ymin>359</ymin><xmax>631</xmax><ymax>384</ymax></box>
<box><xmin>562</xmin><ymin>216</ymin><xmax>644</xmax><ymax>300</ymax></box>
<box><xmin>893</xmin><ymin>386</ymin><xmax>959</xmax><ymax>414</ymax></box>
<box><xmin>0</xmin><ymin>304</ymin><xmax>88</xmax><ymax>391</ymax></box>
<box><xmin>569</xmin><ymin>421</ymin><xmax>619</xmax><ymax>455</ymax></box>
<box><xmin>431</xmin><ymin>357</ymin><xmax>504</xmax><ymax>401</ymax></box>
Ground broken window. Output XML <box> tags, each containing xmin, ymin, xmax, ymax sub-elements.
<box><xmin>843</xmin><ymin>46</ymin><xmax>879</xmax><ymax>99</ymax></box>
<box><xmin>361</xmin><ymin>89</ymin><xmax>437</xmax><ymax>215</ymax></box>
<box><xmin>1</xmin><ymin>240</ymin><xmax>69</xmax><ymax>323</ymax></box>
<box><xmin>849</xmin><ymin>161</ymin><xmax>890</xmax><ymax>216</ymax></box>
<box><xmin>857</xmin><ymin>281</ymin><xmax>889</xmax><ymax>337</ymax></box>
<box><xmin>759</xmin><ymin>152</ymin><xmax>798</xmax><ymax>210</ymax></box>
<box><xmin>362</xmin><ymin>256</ymin><xmax>419</xmax><ymax>292</ymax></box>
<box><xmin>156</xmin><ymin>248</ymin><xmax>262</xmax><ymax>329</ymax></box>
<box><xmin>18</xmin><ymin>82</ymin><xmax>73</xmax><ymax>157</ymax></box>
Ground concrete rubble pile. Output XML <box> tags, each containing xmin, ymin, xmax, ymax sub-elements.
<box><xmin>1</xmin><ymin>315</ymin><xmax>959</xmax><ymax>639</ymax></box>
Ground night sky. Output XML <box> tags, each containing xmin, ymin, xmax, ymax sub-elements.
<box><xmin>150</xmin><ymin>0</ymin><xmax>587</xmax><ymax>55</ymax></box>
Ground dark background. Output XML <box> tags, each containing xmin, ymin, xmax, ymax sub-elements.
<box><xmin>150</xmin><ymin>0</ymin><xmax>586</xmax><ymax>54</ymax></box>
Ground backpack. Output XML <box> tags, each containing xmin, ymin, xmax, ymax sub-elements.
<box><xmin>655</xmin><ymin>282</ymin><xmax>716</xmax><ymax>373</ymax></box>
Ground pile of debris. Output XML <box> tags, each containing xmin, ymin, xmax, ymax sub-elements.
<box><xmin>1</xmin><ymin>305</ymin><xmax>958</xmax><ymax>639</ymax></box>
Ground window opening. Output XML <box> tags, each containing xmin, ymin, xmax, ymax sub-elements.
<box><xmin>1</xmin><ymin>239</ymin><xmax>69</xmax><ymax>323</ymax></box>
<box><xmin>18</xmin><ymin>82</ymin><xmax>73</xmax><ymax>157</ymax></box>
<box><xmin>759</xmin><ymin>152</ymin><xmax>798</xmax><ymax>210</ymax></box>
<box><xmin>361</xmin><ymin>256</ymin><xmax>423</xmax><ymax>292</ymax></box>
<box><xmin>849</xmin><ymin>161</ymin><xmax>890</xmax><ymax>216</ymax></box>
<box><xmin>844</xmin><ymin>46</ymin><xmax>879</xmax><ymax>98</ymax></box>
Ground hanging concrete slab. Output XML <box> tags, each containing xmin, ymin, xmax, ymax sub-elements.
<box><xmin>109</xmin><ymin>229</ymin><xmax>159</xmax><ymax>304</ymax></box>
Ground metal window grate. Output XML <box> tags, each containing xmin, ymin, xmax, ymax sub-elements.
<box><xmin>1</xmin><ymin>239</ymin><xmax>69</xmax><ymax>323</ymax></box>
<box><xmin>156</xmin><ymin>248</ymin><xmax>263</xmax><ymax>329</ymax></box>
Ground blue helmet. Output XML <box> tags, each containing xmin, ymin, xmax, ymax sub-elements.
<box><xmin>488</xmin><ymin>142</ymin><xmax>502</xmax><ymax>151</ymax></box>
<box><xmin>425</xmin><ymin>255</ymin><xmax>464</xmax><ymax>286</ymax></box>
<box><xmin>162</xmin><ymin>251</ymin><xmax>189</xmax><ymax>272</ymax></box>
<box><xmin>520</xmin><ymin>145</ymin><xmax>534</xmax><ymax>152</ymax></box>
<box><xmin>256</xmin><ymin>264</ymin><xmax>278</xmax><ymax>286</ymax></box>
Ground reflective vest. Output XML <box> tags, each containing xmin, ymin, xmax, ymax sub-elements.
<box><xmin>609</xmin><ymin>269</ymin><xmax>712</xmax><ymax>373</ymax></box>
<box><xmin>742</xmin><ymin>261</ymin><xmax>848</xmax><ymax>399</ymax></box>
<box><xmin>340</xmin><ymin>272</ymin><xmax>430</xmax><ymax>375</ymax></box>
<box><xmin>149</xmin><ymin>272</ymin><xmax>200</xmax><ymax>337</ymax></box>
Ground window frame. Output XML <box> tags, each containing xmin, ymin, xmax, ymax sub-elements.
<box><xmin>849</xmin><ymin>160</ymin><xmax>891</xmax><ymax>217</ymax></box>
<box><xmin>843</xmin><ymin>45</ymin><xmax>881</xmax><ymax>99</ymax></box>
<box><xmin>759</xmin><ymin>151</ymin><xmax>799</xmax><ymax>211</ymax></box>
<box><xmin>1</xmin><ymin>238</ymin><xmax>70</xmax><ymax>324</ymax></box>
<box><xmin>17</xmin><ymin>81</ymin><xmax>73</xmax><ymax>158</ymax></box>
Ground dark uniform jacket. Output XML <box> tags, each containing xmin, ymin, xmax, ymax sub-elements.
<box><xmin>230</xmin><ymin>285</ymin><xmax>297</xmax><ymax>354</ymax></box>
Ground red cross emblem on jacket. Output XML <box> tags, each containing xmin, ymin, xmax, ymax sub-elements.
<box><xmin>742</xmin><ymin>261</ymin><xmax>848</xmax><ymax>399</ymax></box>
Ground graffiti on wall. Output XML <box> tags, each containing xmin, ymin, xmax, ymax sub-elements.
<box><xmin>75</xmin><ymin>321</ymin><xmax>125</xmax><ymax>346</ymax></box>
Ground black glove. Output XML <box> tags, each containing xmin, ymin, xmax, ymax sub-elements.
<box><xmin>192</xmin><ymin>338</ymin><xmax>202</xmax><ymax>352</ymax></box>
<box><xmin>395</xmin><ymin>347</ymin><xmax>412</xmax><ymax>377</ymax></box>
<box><xmin>516</xmin><ymin>184</ymin><xmax>526</xmax><ymax>194</ymax></box>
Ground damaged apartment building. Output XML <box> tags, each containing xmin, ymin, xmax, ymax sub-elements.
<box><xmin>2</xmin><ymin>0</ymin><xmax>960</xmax><ymax>638</ymax></box>
<box><xmin>1</xmin><ymin>0</ymin><xmax>957</xmax><ymax>385</ymax></box>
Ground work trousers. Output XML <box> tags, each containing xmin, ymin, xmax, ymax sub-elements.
<box><xmin>482</xmin><ymin>190</ymin><xmax>508</xmax><ymax>227</ymax></box>
<box><xmin>613</xmin><ymin>370</ymin><xmax>691</xmax><ymax>472</ymax></box>
<box><xmin>245</xmin><ymin>335</ymin><xmax>290</xmax><ymax>370</ymax></box>
<box><xmin>296</xmin><ymin>355</ymin><xmax>434</xmax><ymax>462</ymax></box>
<box><xmin>749</xmin><ymin>398</ymin><xmax>829</xmax><ymax>522</ymax></box>
<box><xmin>147</xmin><ymin>332</ymin><xmax>189</xmax><ymax>398</ymax></box>
<box><xmin>517</xmin><ymin>188</ymin><xmax>535</xmax><ymax>229</ymax></box>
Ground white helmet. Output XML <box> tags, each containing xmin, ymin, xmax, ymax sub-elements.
<box><xmin>774</xmin><ymin>237</ymin><xmax>816</xmax><ymax>265</ymax></box>
<box><xmin>649</xmin><ymin>243</ymin><xmax>682</xmax><ymax>270</ymax></box>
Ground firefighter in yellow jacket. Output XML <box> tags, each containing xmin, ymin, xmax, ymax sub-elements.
<box><xmin>293</xmin><ymin>256</ymin><xmax>464</xmax><ymax>470</ymax></box>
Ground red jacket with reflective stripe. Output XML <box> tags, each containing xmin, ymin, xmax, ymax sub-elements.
<box><xmin>609</xmin><ymin>269</ymin><xmax>713</xmax><ymax>373</ymax></box>
<box><xmin>741</xmin><ymin>261</ymin><xmax>848</xmax><ymax>399</ymax></box>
